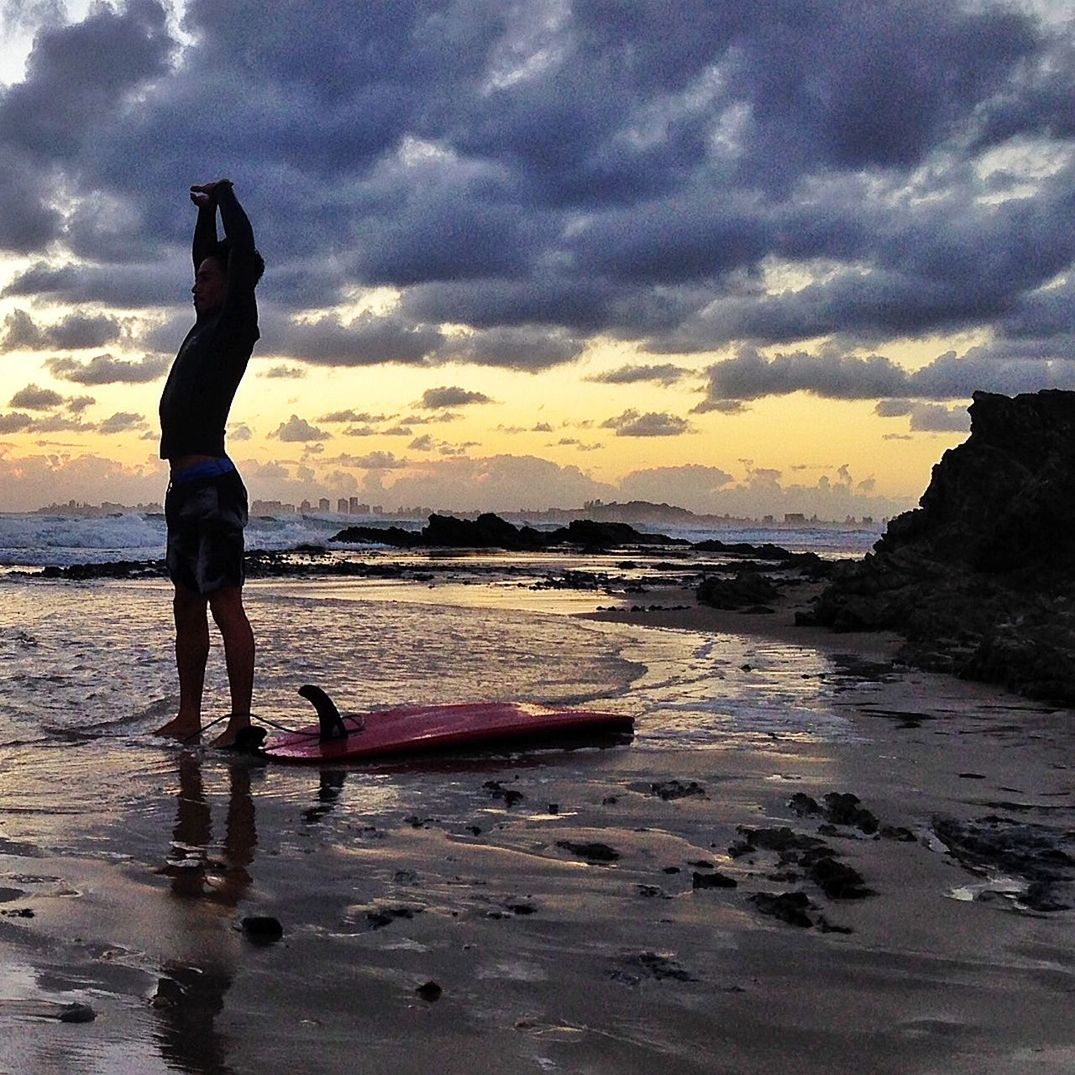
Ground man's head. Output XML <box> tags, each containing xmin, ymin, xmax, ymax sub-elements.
<box><xmin>192</xmin><ymin>255</ymin><xmax>227</xmax><ymax>315</ymax></box>
<box><xmin>192</xmin><ymin>240</ymin><xmax>266</xmax><ymax>315</ymax></box>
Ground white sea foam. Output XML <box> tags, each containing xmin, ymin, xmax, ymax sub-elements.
<box><xmin>0</xmin><ymin>511</ymin><xmax>404</xmax><ymax>567</ymax></box>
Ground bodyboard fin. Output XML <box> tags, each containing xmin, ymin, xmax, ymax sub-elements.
<box><xmin>298</xmin><ymin>684</ymin><xmax>349</xmax><ymax>742</ymax></box>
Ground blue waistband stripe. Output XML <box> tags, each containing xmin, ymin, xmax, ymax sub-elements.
<box><xmin>171</xmin><ymin>457</ymin><xmax>236</xmax><ymax>485</ymax></box>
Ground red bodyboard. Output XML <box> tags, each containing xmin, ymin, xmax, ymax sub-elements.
<box><xmin>262</xmin><ymin>701</ymin><xmax>633</xmax><ymax>763</ymax></box>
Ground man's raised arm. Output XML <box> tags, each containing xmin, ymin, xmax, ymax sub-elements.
<box><xmin>215</xmin><ymin>183</ymin><xmax>259</xmax><ymax>298</ymax></box>
<box><xmin>190</xmin><ymin>181</ymin><xmax>220</xmax><ymax>271</ymax></box>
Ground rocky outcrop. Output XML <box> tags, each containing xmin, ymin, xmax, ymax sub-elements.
<box><xmin>332</xmin><ymin>512</ymin><xmax>684</xmax><ymax>550</ymax></box>
<box><xmin>804</xmin><ymin>390</ymin><xmax>1075</xmax><ymax>704</ymax></box>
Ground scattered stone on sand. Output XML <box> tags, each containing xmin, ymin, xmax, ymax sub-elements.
<box><xmin>483</xmin><ymin>780</ymin><xmax>525</xmax><ymax>807</ymax></box>
<box><xmin>788</xmin><ymin>792</ymin><xmax>880</xmax><ymax>835</ymax></box>
<box><xmin>555</xmin><ymin>840</ymin><xmax>620</xmax><ymax>864</ymax></box>
<box><xmin>750</xmin><ymin>892</ymin><xmax>815</xmax><ymax>928</ymax></box>
<box><xmin>799</xmin><ymin>850</ymin><xmax>875</xmax><ymax>899</ymax></box>
<box><xmin>648</xmin><ymin>779</ymin><xmax>707</xmax><ymax>801</ymax></box>
<box><xmin>728</xmin><ymin>826</ymin><xmax>827</xmax><ymax>859</ymax></box>
<box><xmin>692</xmin><ymin>871</ymin><xmax>737</xmax><ymax>890</ymax></box>
<box><xmin>880</xmin><ymin>825</ymin><xmax>918</xmax><ymax>843</ymax></box>
<box><xmin>637</xmin><ymin>884</ymin><xmax>670</xmax><ymax>898</ymax></box>
<box><xmin>362</xmin><ymin>904</ymin><xmax>425</xmax><ymax>930</ymax></box>
<box><xmin>611</xmin><ymin>951</ymin><xmax>698</xmax><ymax>985</ymax></box>
<box><xmin>241</xmin><ymin>915</ymin><xmax>284</xmax><ymax>943</ymax></box>
<box><xmin>732</xmin><ymin>824</ymin><xmax>875</xmax><ymax>915</ymax></box>
<box><xmin>58</xmin><ymin>1003</ymin><xmax>96</xmax><ymax>1023</ymax></box>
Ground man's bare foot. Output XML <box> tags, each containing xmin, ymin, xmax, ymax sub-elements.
<box><xmin>211</xmin><ymin>715</ymin><xmax>253</xmax><ymax>749</ymax></box>
<box><xmin>155</xmin><ymin>717</ymin><xmax>201</xmax><ymax>740</ymax></box>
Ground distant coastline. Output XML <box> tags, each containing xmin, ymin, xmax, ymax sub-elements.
<box><xmin>23</xmin><ymin>497</ymin><xmax>886</xmax><ymax>532</ymax></box>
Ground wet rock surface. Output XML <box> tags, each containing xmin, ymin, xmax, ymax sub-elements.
<box><xmin>804</xmin><ymin>390</ymin><xmax>1075</xmax><ymax>705</ymax></box>
<box><xmin>932</xmin><ymin>814</ymin><xmax>1075</xmax><ymax>912</ymax></box>
<box><xmin>333</xmin><ymin>513</ymin><xmax>684</xmax><ymax>551</ymax></box>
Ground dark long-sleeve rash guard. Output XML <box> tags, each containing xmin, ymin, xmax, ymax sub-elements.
<box><xmin>159</xmin><ymin>186</ymin><xmax>260</xmax><ymax>460</ymax></box>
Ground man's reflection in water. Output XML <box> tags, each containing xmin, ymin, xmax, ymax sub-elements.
<box><xmin>152</xmin><ymin>753</ymin><xmax>258</xmax><ymax>1075</ymax></box>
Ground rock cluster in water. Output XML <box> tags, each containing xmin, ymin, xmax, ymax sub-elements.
<box><xmin>331</xmin><ymin>513</ymin><xmax>684</xmax><ymax>550</ymax></box>
<box><xmin>803</xmin><ymin>390</ymin><xmax>1075</xmax><ymax>705</ymax></box>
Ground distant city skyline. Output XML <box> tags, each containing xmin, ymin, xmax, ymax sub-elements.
<box><xmin>1</xmin><ymin>2</ymin><xmax>1071</xmax><ymax>518</ymax></box>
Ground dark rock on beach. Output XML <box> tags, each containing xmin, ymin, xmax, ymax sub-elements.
<box><xmin>749</xmin><ymin>891</ymin><xmax>815</xmax><ymax>928</ymax></box>
<box><xmin>332</xmin><ymin>512</ymin><xmax>682</xmax><ymax>551</ymax></box>
<box><xmin>804</xmin><ymin>390</ymin><xmax>1075</xmax><ymax>705</ymax></box>
<box><xmin>696</xmin><ymin>569</ymin><xmax>780</xmax><ymax>610</ymax></box>
<box><xmin>932</xmin><ymin>814</ymin><xmax>1075</xmax><ymax>911</ymax></box>
<box><xmin>556</xmin><ymin>840</ymin><xmax>620</xmax><ymax>864</ymax></box>
<box><xmin>241</xmin><ymin>915</ymin><xmax>284</xmax><ymax>943</ymax></box>
<box><xmin>789</xmin><ymin>792</ymin><xmax>880</xmax><ymax>835</ymax></box>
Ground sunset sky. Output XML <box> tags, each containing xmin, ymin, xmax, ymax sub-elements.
<box><xmin>0</xmin><ymin>1</ymin><xmax>1072</xmax><ymax>517</ymax></box>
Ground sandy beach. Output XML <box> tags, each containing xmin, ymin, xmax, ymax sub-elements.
<box><xmin>0</xmin><ymin>576</ymin><xmax>1072</xmax><ymax>1075</ymax></box>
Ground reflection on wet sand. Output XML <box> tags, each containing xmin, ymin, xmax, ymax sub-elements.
<box><xmin>302</xmin><ymin>768</ymin><xmax>347</xmax><ymax>825</ymax></box>
<box><xmin>152</xmin><ymin>753</ymin><xmax>258</xmax><ymax>1075</ymax></box>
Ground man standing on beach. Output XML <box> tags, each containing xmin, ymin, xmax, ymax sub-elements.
<box><xmin>155</xmin><ymin>178</ymin><xmax>264</xmax><ymax>748</ymax></box>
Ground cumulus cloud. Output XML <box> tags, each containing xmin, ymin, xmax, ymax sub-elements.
<box><xmin>47</xmin><ymin>353</ymin><xmax>168</xmax><ymax>385</ymax></box>
<box><xmin>601</xmin><ymin>410</ymin><xmax>692</xmax><ymax>437</ymax></box>
<box><xmin>263</xmin><ymin>364</ymin><xmax>305</xmax><ymax>379</ymax></box>
<box><xmin>0</xmin><ymin>309</ymin><xmax>125</xmax><ymax>352</ymax></box>
<box><xmin>587</xmin><ymin>364</ymin><xmax>689</xmax><ymax>387</ymax></box>
<box><xmin>272</xmin><ymin>415</ymin><xmax>330</xmax><ymax>442</ymax></box>
<box><xmin>98</xmin><ymin>411</ymin><xmax>146</xmax><ymax>435</ymax></box>
<box><xmin>420</xmin><ymin>386</ymin><xmax>494</xmax><ymax>409</ymax></box>
<box><xmin>0</xmin><ymin>412</ymin><xmax>33</xmax><ymax>433</ymax></box>
<box><xmin>319</xmin><ymin>409</ymin><xmax>386</xmax><ymax>424</ymax></box>
<box><xmin>10</xmin><ymin>383</ymin><xmax>63</xmax><ymax>409</ymax></box>
<box><xmin>619</xmin><ymin>464</ymin><xmax>735</xmax><ymax>507</ymax></box>
<box><xmin>330</xmin><ymin>451</ymin><xmax>406</xmax><ymax>470</ymax></box>
<box><xmin>907</xmin><ymin>403</ymin><xmax>972</xmax><ymax>432</ymax></box>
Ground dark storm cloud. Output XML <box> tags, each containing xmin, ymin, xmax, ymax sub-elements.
<box><xmin>432</xmin><ymin>328</ymin><xmax>585</xmax><ymax>371</ymax></box>
<box><xmin>0</xmin><ymin>0</ymin><xmax>1071</xmax><ymax>381</ymax></box>
<box><xmin>3</xmin><ymin>260</ymin><xmax>179</xmax><ymax>309</ymax></box>
<box><xmin>279</xmin><ymin>315</ymin><xmax>442</xmax><ymax>367</ymax></box>
<box><xmin>696</xmin><ymin>345</ymin><xmax>1075</xmax><ymax>410</ymax></box>
<box><xmin>0</xmin><ymin>0</ymin><xmax>173</xmax><ymax>159</ymax></box>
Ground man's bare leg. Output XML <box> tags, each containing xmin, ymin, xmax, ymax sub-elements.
<box><xmin>207</xmin><ymin>585</ymin><xmax>255</xmax><ymax>747</ymax></box>
<box><xmin>156</xmin><ymin>584</ymin><xmax>210</xmax><ymax>738</ymax></box>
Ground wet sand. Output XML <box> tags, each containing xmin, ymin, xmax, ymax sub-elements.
<box><xmin>0</xmin><ymin>582</ymin><xmax>1072</xmax><ymax>1074</ymax></box>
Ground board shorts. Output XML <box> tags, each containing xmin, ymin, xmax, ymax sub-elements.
<box><xmin>165</xmin><ymin>465</ymin><xmax>248</xmax><ymax>595</ymax></box>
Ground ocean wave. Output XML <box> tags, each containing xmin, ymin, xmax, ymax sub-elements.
<box><xmin>0</xmin><ymin>509</ymin><xmax>875</xmax><ymax>568</ymax></box>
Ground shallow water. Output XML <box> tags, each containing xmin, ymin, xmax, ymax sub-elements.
<box><xmin>0</xmin><ymin>574</ymin><xmax>1071</xmax><ymax>1074</ymax></box>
